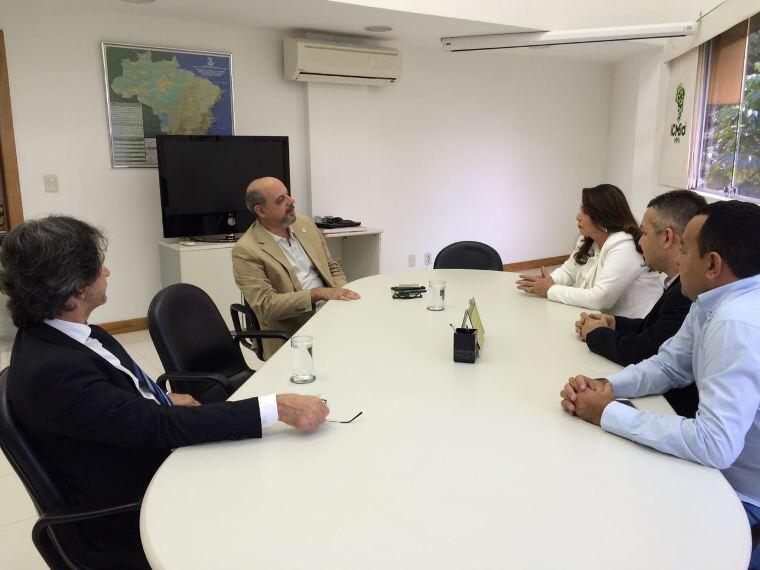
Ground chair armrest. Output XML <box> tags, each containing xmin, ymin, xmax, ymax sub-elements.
<box><xmin>34</xmin><ymin>501</ymin><xmax>141</xmax><ymax>530</ymax></box>
<box><xmin>32</xmin><ymin>500</ymin><xmax>142</xmax><ymax>567</ymax></box>
<box><xmin>32</xmin><ymin>500</ymin><xmax>141</xmax><ymax>559</ymax></box>
<box><xmin>230</xmin><ymin>303</ymin><xmax>248</xmax><ymax>336</ymax></box>
<box><xmin>156</xmin><ymin>371</ymin><xmax>235</xmax><ymax>393</ymax></box>
<box><xmin>233</xmin><ymin>330</ymin><xmax>290</xmax><ymax>342</ymax></box>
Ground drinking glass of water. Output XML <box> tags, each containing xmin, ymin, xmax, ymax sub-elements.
<box><xmin>427</xmin><ymin>280</ymin><xmax>446</xmax><ymax>311</ymax></box>
<box><xmin>290</xmin><ymin>335</ymin><xmax>316</xmax><ymax>384</ymax></box>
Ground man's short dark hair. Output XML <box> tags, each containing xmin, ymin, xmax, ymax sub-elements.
<box><xmin>696</xmin><ymin>200</ymin><xmax>760</xmax><ymax>279</ymax></box>
<box><xmin>647</xmin><ymin>190</ymin><xmax>707</xmax><ymax>236</ymax></box>
<box><xmin>0</xmin><ymin>216</ymin><xmax>107</xmax><ymax>328</ymax></box>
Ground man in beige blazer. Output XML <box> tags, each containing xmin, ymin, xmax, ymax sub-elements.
<box><xmin>232</xmin><ymin>177</ymin><xmax>360</xmax><ymax>359</ymax></box>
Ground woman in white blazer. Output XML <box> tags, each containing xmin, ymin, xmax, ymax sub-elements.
<box><xmin>516</xmin><ymin>184</ymin><xmax>662</xmax><ymax>318</ymax></box>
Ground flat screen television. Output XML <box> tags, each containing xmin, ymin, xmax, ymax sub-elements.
<box><xmin>156</xmin><ymin>135</ymin><xmax>290</xmax><ymax>239</ymax></box>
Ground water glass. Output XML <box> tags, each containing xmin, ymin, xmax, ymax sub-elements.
<box><xmin>290</xmin><ymin>335</ymin><xmax>316</xmax><ymax>384</ymax></box>
<box><xmin>427</xmin><ymin>280</ymin><xmax>446</xmax><ymax>311</ymax></box>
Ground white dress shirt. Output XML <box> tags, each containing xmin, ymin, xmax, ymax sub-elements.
<box><xmin>43</xmin><ymin>319</ymin><xmax>278</xmax><ymax>428</ymax></box>
<box><xmin>267</xmin><ymin>227</ymin><xmax>325</xmax><ymax>293</ymax></box>
<box><xmin>601</xmin><ymin>275</ymin><xmax>760</xmax><ymax>506</ymax></box>
<box><xmin>548</xmin><ymin>232</ymin><xmax>664</xmax><ymax>318</ymax></box>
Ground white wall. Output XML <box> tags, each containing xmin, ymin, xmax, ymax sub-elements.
<box><xmin>308</xmin><ymin>48</ymin><xmax>613</xmax><ymax>270</ymax></box>
<box><xmin>0</xmin><ymin>0</ymin><xmax>309</xmax><ymax>323</ymax></box>
<box><xmin>606</xmin><ymin>48</ymin><xmax>670</xmax><ymax>218</ymax></box>
<box><xmin>332</xmin><ymin>0</ymin><xmax>671</xmax><ymax>30</ymax></box>
<box><xmin>1</xmin><ymin>0</ymin><xmax>615</xmax><ymax>323</ymax></box>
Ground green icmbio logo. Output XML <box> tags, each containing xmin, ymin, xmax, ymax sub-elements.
<box><xmin>671</xmin><ymin>83</ymin><xmax>686</xmax><ymax>143</ymax></box>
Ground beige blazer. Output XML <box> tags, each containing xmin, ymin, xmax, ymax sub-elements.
<box><xmin>232</xmin><ymin>216</ymin><xmax>347</xmax><ymax>359</ymax></box>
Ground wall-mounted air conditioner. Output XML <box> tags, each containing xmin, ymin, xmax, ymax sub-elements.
<box><xmin>284</xmin><ymin>37</ymin><xmax>401</xmax><ymax>86</ymax></box>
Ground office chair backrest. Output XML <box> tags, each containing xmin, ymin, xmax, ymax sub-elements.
<box><xmin>148</xmin><ymin>284</ymin><xmax>249</xmax><ymax>401</ymax></box>
<box><xmin>0</xmin><ymin>368</ymin><xmax>86</xmax><ymax>568</ymax></box>
<box><xmin>0</xmin><ymin>368</ymin><xmax>64</xmax><ymax>513</ymax></box>
<box><xmin>433</xmin><ymin>241</ymin><xmax>503</xmax><ymax>271</ymax></box>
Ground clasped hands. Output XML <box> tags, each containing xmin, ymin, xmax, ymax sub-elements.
<box><xmin>575</xmin><ymin>312</ymin><xmax>615</xmax><ymax>341</ymax></box>
<box><xmin>515</xmin><ymin>267</ymin><xmax>554</xmax><ymax>297</ymax></box>
<box><xmin>560</xmin><ymin>375</ymin><xmax>616</xmax><ymax>426</ymax></box>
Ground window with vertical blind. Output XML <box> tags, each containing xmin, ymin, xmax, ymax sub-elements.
<box><xmin>696</xmin><ymin>15</ymin><xmax>760</xmax><ymax>201</ymax></box>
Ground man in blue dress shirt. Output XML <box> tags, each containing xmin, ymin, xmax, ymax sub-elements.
<box><xmin>560</xmin><ymin>200</ymin><xmax>760</xmax><ymax>568</ymax></box>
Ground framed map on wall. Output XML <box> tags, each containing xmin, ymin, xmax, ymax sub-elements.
<box><xmin>102</xmin><ymin>42</ymin><xmax>234</xmax><ymax>167</ymax></box>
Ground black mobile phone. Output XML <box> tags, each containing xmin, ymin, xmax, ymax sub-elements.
<box><xmin>391</xmin><ymin>284</ymin><xmax>425</xmax><ymax>292</ymax></box>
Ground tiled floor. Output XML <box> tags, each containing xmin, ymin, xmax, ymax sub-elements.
<box><xmin>0</xmin><ymin>329</ymin><xmax>262</xmax><ymax>568</ymax></box>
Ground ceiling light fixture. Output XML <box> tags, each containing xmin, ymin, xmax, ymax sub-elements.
<box><xmin>365</xmin><ymin>25</ymin><xmax>393</xmax><ymax>33</ymax></box>
<box><xmin>441</xmin><ymin>22</ymin><xmax>697</xmax><ymax>52</ymax></box>
<box><xmin>121</xmin><ymin>0</ymin><xmax>156</xmax><ymax>4</ymax></box>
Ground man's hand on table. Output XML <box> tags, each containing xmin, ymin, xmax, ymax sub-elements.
<box><xmin>560</xmin><ymin>375</ymin><xmax>616</xmax><ymax>425</ymax></box>
<box><xmin>311</xmin><ymin>287</ymin><xmax>361</xmax><ymax>304</ymax></box>
<box><xmin>277</xmin><ymin>394</ymin><xmax>329</xmax><ymax>432</ymax></box>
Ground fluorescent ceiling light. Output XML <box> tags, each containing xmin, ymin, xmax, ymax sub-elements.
<box><xmin>442</xmin><ymin>22</ymin><xmax>698</xmax><ymax>52</ymax></box>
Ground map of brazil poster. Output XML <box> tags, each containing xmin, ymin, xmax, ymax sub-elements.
<box><xmin>102</xmin><ymin>43</ymin><xmax>234</xmax><ymax>167</ymax></box>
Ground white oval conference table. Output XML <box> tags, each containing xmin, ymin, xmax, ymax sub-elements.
<box><xmin>141</xmin><ymin>270</ymin><xmax>750</xmax><ymax>569</ymax></box>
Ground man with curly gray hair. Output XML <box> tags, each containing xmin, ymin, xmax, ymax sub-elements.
<box><xmin>1</xmin><ymin>215</ymin><xmax>328</xmax><ymax>569</ymax></box>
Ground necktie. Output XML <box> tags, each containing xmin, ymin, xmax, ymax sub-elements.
<box><xmin>88</xmin><ymin>326</ymin><xmax>172</xmax><ymax>406</ymax></box>
<box><xmin>127</xmin><ymin>360</ymin><xmax>173</xmax><ymax>407</ymax></box>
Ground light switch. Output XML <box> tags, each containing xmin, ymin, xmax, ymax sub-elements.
<box><xmin>44</xmin><ymin>174</ymin><xmax>59</xmax><ymax>193</ymax></box>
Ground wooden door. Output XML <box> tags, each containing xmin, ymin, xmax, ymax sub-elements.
<box><xmin>0</xmin><ymin>29</ymin><xmax>23</xmax><ymax>233</ymax></box>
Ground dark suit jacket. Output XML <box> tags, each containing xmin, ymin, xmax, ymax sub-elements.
<box><xmin>8</xmin><ymin>323</ymin><xmax>263</xmax><ymax>568</ymax></box>
<box><xmin>585</xmin><ymin>276</ymin><xmax>699</xmax><ymax>418</ymax></box>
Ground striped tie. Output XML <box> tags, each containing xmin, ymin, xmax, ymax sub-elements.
<box><xmin>128</xmin><ymin>360</ymin><xmax>173</xmax><ymax>407</ymax></box>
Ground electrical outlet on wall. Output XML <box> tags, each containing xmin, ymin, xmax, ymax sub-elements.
<box><xmin>408</xmin><ymin>254</ymin><xmax>416</xmax><ymax>268</ymax></box>
<box><xmin>424</xmin><ymin>252</ymin><xmax>432</xmax><ymax>266</ymax></box>
<box><xmin>44</xmin><ymin>174</ymin><xmax>60</xmax><ymax>193</ymax></box>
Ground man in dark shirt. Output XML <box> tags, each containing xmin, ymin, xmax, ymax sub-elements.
<box><xmin>0</xmin><ymin>216</ymin><xmax>329</xmax><ymax>569</ymax></box>
<box><xmin>574</xmin><ymin>190</ymin><xmax>706</xmax><ymax>417</ymax></box>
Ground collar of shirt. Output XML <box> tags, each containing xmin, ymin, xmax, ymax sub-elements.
<box><xmin>266</xmin><ymin>227</ymin><xmax>295</xmax><ymax>246</ymax></box>
<box><xmin>695</xmin><ymin>274</ymin><xmax>760</xmax><ymax>320</ymax></box>
<box><xmin>590</xmin><ymin>231</ymin><xmax>628</xmax><ymax>255</ymax></box>
<box><xmin>663</xmin><ymin>273</ymin><xmax>679</xmax><ymax>290</ymax></box>
<box><xmin>43</xmin><ymin>318</ymin><xmax>92</xmax><ymax>344</ymax></box>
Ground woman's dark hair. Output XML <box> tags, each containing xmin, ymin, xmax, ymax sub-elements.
<box><xmin>0</xmin><ymin>216</ymin><xmax>107</xmax><ymax>328</ymax></box>
<box><xmin>697</xmin><ymin>200</ymin><xmax>760</xmax><ymax>279</ymax></box>
<box><xmin>574</xmin><ymin>184</ymin><xmax>642</xmax><ymax>265</ymax></box>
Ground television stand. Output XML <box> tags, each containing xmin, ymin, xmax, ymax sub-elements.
<box><xmin>184</xmin><ymin>233</ymin><xmax>240</xmax><ymax>243</ymax></box>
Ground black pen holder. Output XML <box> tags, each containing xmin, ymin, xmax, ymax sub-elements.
<box><xmin>453</xmin><ymin>328</ymin><xmax>478</xmax><ymax>363</ymax></box>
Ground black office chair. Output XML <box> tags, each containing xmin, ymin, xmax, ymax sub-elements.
<box><xmin>0</xmin><ymin>368</ymin><xmax>141</xmax><ymax>569</ymax></box>
<box><xmin>433</xmin><ymin>241</ymin><xmax>503</xmax><ymax>271</ymax></box>
<box><xmin>148</xmin><ymin>283</ymin><xmax>289</xmax><ymax>404</ymax></box>
<box><xmin>230</xmin><ymin>299</ymin><xmax>289</xmax><ymax>361</ymax></box>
